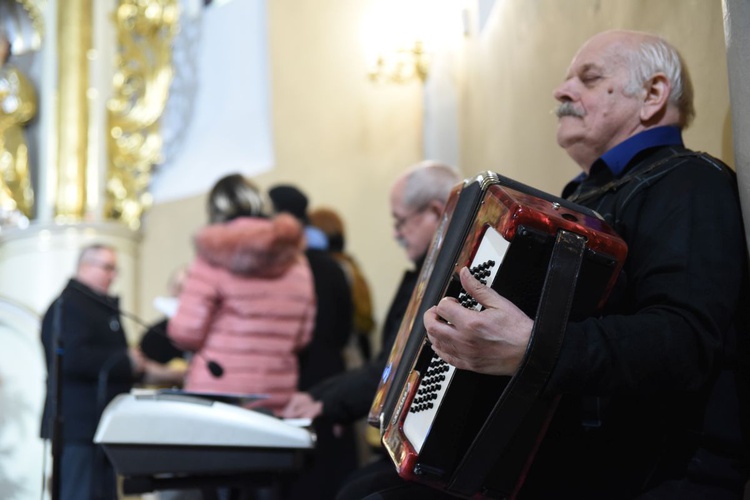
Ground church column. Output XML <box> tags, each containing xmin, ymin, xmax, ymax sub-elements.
<box><xmin>55</xmin><ymin>0</ymin><xmax>92</xmax><ymax>220</ymax></box>
<box><xmin>0</xmin><ymin>0</ymin><xmax>176</xmax><ymax>323</ymax></box>
<box><xmin>723</xmin><ymin>0</ymin><xmax>750</xmax><ymax>248</ymax></box>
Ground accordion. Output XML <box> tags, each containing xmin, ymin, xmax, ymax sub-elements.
<box><xmin>368</xmin><ymin>172</ymin><xmax>627</xmax><ymax>499</ymax></box>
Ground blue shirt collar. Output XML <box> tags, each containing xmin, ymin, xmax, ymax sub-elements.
<box><xmin>598</xmin><ymin>125</ymin><xmax>684</xmax><ymax>177</ymax></box>
<box><xmin>305</xmin><ymin>225</ymin><xmax>329</xmax><ymax>250</ymax></box>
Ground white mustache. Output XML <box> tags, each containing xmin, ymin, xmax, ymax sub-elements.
<box><xmin>554</xmin><ymin>102</ymin><xmax>585</xmax><ymax>118</ymax></box>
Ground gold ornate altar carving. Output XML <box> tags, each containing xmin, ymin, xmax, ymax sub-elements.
<box><xmin>0</xmin><ymin>40</ymin><xmax>37</xmax><ymax>221</ymax></box>
<box><xmin>106</xmin><ymin>0</ymin><xmax>178</xmax><ymax>230</ymax></box>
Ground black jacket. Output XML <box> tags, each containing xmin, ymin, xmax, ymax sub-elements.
<box><xmin>310</xmin><ymin>258</ymin><xmax>423</xmax><ymax>423</ymax></box>
<box><xmin>523</xmin><ymin>146</ymin><xmax>750</xmax><ymax>498</ymax></box>
<box><xmin>297</xmin><ymin>248</ymin><xmax>354</xmax><ymax>391</ymax></box>
<box><xmin>40</xmin><ymin>279</ymin><xmax>136</xmax><ymax>443</ymax></box>
<box><xmin>140</xmin><ymin>318</ymin><xmax>185</xmax><ymax>364</ymax></box>
<box><xmin>287</xmin><ymin>249</ymin><xmax>357</xmax><ymax>500</ymax></box>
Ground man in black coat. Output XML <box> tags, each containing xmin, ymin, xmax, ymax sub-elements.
<box><xmin>341</xmin><ymin>30</ymin><xmax>749</xmax><ymax>500</ymax></box>
<box><xmin>40</xmin><ymin>244</ymin><xmax>145</xmax><ymax>500</ymax></box>
<box><xmin>419</xmin><ymin>30</ymin><xmax>750</xmax><ymax>499</ymax></box>
<box><xmin>280</xmin><ymin>162</ymin><xmax>462</xmax><ymax>492</ymax></box>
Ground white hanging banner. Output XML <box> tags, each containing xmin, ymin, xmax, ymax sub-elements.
<box><xmin>150</xmin><ymin>0</ymin><xmax>274</xmax><ymax>203</ymax></box>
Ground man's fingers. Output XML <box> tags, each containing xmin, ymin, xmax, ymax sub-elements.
<box><xmin>426</xmin><ymin>305</ymin><xmax>458</xmax><ymax>351</ymax></box>
<box><xmin>429</xmin><ymin>293</ymin><xmax>461</xmax><ymax>328</ymax></box>
<box><xmin>459</xmin><ymin>266</ymin><xmax>504</xmax><ymax>310</ymax></box>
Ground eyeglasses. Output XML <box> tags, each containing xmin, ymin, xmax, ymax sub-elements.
<box><xmin>88</xmin><ymin>260</ymin><xmax>118</xmax><ymax>273</ymax></box>
<box><xmin>393</xmin><ymin>207</ymin><xmax>427</xmax><ymax>232</ymax></box>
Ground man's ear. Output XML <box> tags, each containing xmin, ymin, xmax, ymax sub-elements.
<box><xmin>640</xmin><ymin>73</ymin><xmax>671</xmax><ymax>123</ymax></box>
<box><xmin>426</xmin><ymin>200</ymin><xmax>445</xmax><ymax>218</ymax></box>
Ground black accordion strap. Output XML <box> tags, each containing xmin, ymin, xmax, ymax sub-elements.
<box><xmin>567</xmin><ymin>151</ymin><xmax>725</xmax><ymax>205</ymax></box>
<box><xmin>448</xmin><ymin>229</ymin><xmax>587</xmax><ymax>498</ymax></box>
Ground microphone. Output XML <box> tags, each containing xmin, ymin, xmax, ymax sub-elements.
<box><xmin>72</xmin><ymin>282</ymin><xmax>224</xmax><ymax>378</ymax></box>
<box><xmin>204</xmin><ymin>357</ymin><xmax>224</xmax><ymax>378</ymax></box>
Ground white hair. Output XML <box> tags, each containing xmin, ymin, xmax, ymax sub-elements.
<box><xmin>623</xmin><ymin>36</ymin><xmax>695</xmax><ymax>128</ymax></box>
<box><xmin>402</xmin><ymin>161</ymin><xmax>462</xmax><ymax>211</ymax></box>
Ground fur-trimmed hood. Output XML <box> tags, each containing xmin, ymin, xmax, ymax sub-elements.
<box><xmin>193</xmin><ymin>213</ymin><xmax>305</xmax><ymax>277</ymax></box>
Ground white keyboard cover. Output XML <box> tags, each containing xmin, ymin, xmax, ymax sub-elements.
<box><xmin>94</xmin><ymin>391</ymin><xmax>314</xmax><ymax>450</ymax></box>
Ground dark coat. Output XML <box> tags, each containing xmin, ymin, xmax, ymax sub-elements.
<box><xmin>297</xmin><ymin>248</ymin><xmax>353</xmax><ymax>389</ymax></box>
<box><xmin>40</xmin><ymin>279</ymin><xmax>136</xmax><ymax>443</ymax></box>
<box><xmin>286</xmin><ymin>247</ymin><xmax>356</xmax><ymax>500</ymax></box>
<box><xmin>310</xmin><ymin>260</ymin><xmax>422</xmax><ymax>423</ymax></box>
<box><xmin>139</xmin><ymin>318</ymin><xmax>184</xmax><ymax>364</ymax></box>
<box><xmin>524</xmin><ymin>146</ymin><xmax>750</xmax><ymax>498</ymax></box>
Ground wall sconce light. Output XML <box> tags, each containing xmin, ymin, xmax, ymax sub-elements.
<box><xmin>368</xmin><ymin>40</ymin><xmax>430</xmax><ymax>84</ymax></box>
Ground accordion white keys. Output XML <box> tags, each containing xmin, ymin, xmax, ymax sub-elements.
<box><xmin>368</xmin><ymin>172</ymin><xmax>627</xmax><ymax>499</ymax></box>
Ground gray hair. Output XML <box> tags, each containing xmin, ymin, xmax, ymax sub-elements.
<box><xmin>401</xmin><ymin>161</ymin><xmax>462</xmax><ymax>211</ymax></box>
<box><xmin>77</xmin><ymin>243</ymin><xmax>115</xmax><ymax>268</ymax></box>
<box><xmin>623</xmin><ymin>35</ymin><xmax>695</xmax><ymax>129</ymax></box>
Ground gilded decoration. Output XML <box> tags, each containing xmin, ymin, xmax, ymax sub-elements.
<box><xmin>0</xmin><ymin>37</ymin><xmax>37</xmax><ymax>222</ymax></box>
<box><xmin>0</xmin><ymin>0</ymin><xmax>42</xmax><ymax>227</ymax></box>
<box><xmin>107</xmin><ymin>0</ymin><xmax>178</xmax><ymax>229</ymax></box>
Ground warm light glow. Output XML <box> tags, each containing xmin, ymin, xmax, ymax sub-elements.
<box><xmin>368</xmin><ymin>40</ymin><xmax>430</xmax><ymax>83</ymax></box>
<box><xmin>361</xmin><ymin>0</ymin><xmax>467</xmax><ymax>84</ymax></box>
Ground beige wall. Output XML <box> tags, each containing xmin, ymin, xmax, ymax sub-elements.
<box><xmin>138</xmin><ymin>0</ymin><xmax>732</xmax><ymax>350</ymax></box>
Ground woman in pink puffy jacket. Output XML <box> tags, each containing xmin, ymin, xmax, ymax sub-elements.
<box><xmin>168</xmin><ymin>173</ymin><xmax>316</xmax><ymax>415</ymax></box>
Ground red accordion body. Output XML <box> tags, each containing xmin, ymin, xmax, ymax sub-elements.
<box><xmin>369</xmin><ymin>172</ymin><xmax>627</xmax><ymax>499</ymax></box>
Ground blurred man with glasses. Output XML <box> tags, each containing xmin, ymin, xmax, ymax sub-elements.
<box><xmin>40</xmin><ymin>243</ymin><xmax>147</xmax><ymax>500</ymax></box>
<box><xmin>282</xmin><ymin>161</ymin><xmax>462</xmax><ymax>494</ymax></box>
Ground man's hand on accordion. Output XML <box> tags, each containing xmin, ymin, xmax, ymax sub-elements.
<box><xmin>424</xmin><ymin>266</ymin><xmax>533</xmax><ymax>376</ymax></box>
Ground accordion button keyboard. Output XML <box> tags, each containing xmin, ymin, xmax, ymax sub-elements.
<box><xmin>410</xmin><ymin>357</ymin><xmax>449</xmax><ymax>414</ymax></box>
<box><xmin>402</xmin><ymin>226</ymin><xmax>510</xmax><ymax>453</ymax></box>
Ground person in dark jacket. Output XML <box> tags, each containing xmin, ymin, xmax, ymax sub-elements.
<box><xmin>309</xmin><ymin>207</ymin><xmax>376</xmax><ymax>364</ymax></box>
<box><xmin>281</xmin><ymin>162</ymin><xmax>462</xmax><ymax>494</ymax></box>
<box><xmin>138</xmin><ymin>265</ymin><xmax>190</xmax><ymax>388</ymax></box>
<box><xmin>40</xmin><ymin>244</ymin><xmax>146</xmax><ymax>500</ymax></box>
<box><xmin>269</xmin><ymin>183</ymin><xmax>357</xmax><ymax>500</ymax></box>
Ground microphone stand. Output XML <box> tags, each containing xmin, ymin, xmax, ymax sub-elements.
<box><xmin>49</xmin><ymin>297</ymin><xmax>63</xmax><ymax>500</ymax></box>
<box><xmin>76</xmin><ymin>287</ymin><xmax>224</xmax><ymax>379</ymax></box>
